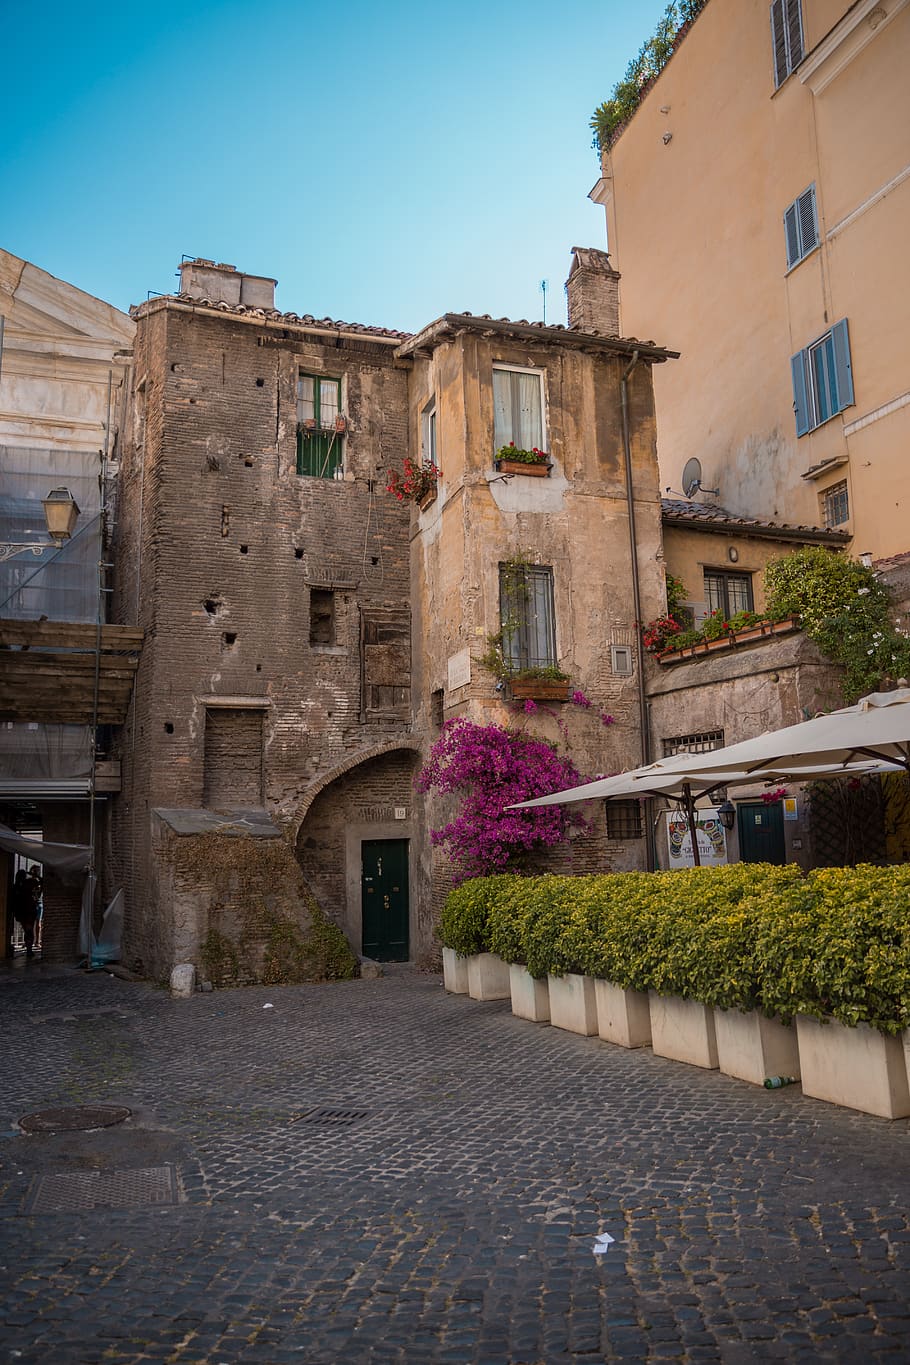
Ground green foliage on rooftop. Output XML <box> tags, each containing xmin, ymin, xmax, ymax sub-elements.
<box><xmin>590</xmin><ymin>0</ymin><xmax>707</xmax><ymax>155</ymax></box>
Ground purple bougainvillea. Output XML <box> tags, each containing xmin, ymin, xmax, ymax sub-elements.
<box><xmin>417</xmin><ymin>718</ymin><xmax>590</xmax><ymax>881</ymax></box>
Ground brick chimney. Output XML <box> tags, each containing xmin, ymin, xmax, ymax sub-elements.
<box><xmin>178</xmin><ymin>258</ymin><xmax>276</xmax><ymax>309</ymax></box>
<box><xmin>565</xmin><ymin>247</ymin><xmax>620</xmax><ymax>336</ymax></box>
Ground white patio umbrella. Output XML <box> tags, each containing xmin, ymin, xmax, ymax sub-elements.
<box><xmin>509</xmin><ymin>750</ymin><xmax>900</xmax><ymax>866</ymax></box>
<box><xmin>649</xmin><ymin>688</ymin><xmax>910</xmax><ymax>779</ymax></box>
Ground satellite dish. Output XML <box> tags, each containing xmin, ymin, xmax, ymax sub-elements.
<box><xmin>682</xmin><ymin>457</ymin><xmax>703</xmax><ymax>499</ymax></box>
<box><xmin>681</xmin><ymin>457</ymin><xmax>719</xmax><ymax>500</ymax></box>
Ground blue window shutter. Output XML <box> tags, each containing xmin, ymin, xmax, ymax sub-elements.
<box><xmin>786</xmin><ymin>0</ymin><xmax>804</xmax><ymax>69</ymax></box>
<box><xmin>784</xmin><ymin>202</ymin><xmax>800</xmax><ymax>268</ymax></box>
<box><xmin>770</xmin><ymin>1</ymin><xmax>789</xmax><ymax>86</ymax></box>
<box><xmin>797</xmin><ymin>186</ymin><xmax>818</xmax><ymax>253</ymax></box>
<box><xmin>831</xmin><ymin>319</ymin><xmax>854</xmax><ymax>413</ymax></box>
<box><xmin>791</xmin><ymin>349</ymin><xmax>810</xmax><ymax>436</ymax></box>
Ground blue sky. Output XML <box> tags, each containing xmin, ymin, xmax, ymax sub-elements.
<box><xmin>1</xmin><ymin>1</ymin><xmax>667</xmax><ymax>332</ymax></box>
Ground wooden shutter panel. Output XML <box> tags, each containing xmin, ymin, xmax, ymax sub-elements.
<box><xmin>791</xmin><ymin>350</ymin><xmax>811</xmax><ymax>436</ymax></box>
<box><xmin>770</xmin><ymin>0</ymin><xmax>789</xmax><ymax>86</ymax></box>
<box><xmin>797</xmin><ymin>186</ymin><xmax>818</xmax><ymax>253</ymax></box>
<box><xmin>785</xmin><ymin>0</ymin><xmax>804</xmax><ymax>70</ymax></box>
<box><xmin>831</xmin><ymin>319</ymin><xmax>854</xmax><ymax>413</ymax></box>
<box><xmin>784</xmin><ymin>201</ymin><xmax>800</xmax><ymax>268</ymax></box>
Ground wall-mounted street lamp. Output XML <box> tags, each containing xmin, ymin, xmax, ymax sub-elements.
<box><xmin>0</xmin><ymin>487</ymin><xmax>80</xmax><ymax>563</ymax></box>
<box><xmin>717</xmin><ymin>799</ymin><xmax>737</xmax><ymax>831</ymax></box>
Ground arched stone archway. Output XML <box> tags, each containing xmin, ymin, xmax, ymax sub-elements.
<box><xmin>294</xmin><ymin>743</ymin><xmax>429</xmax><ymax>963</ymax></box>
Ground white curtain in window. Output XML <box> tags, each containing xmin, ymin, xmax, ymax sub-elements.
<box><xmin>515</xmin><ymin>372</ymin><xmax>542</xmax><ymax>450</ymax></box>
<box><xmin>319</xmin><ymin>380</ymin><xmax>339</xmax><ymax>426</ymax></box>
<box><xmin>297</xmin><ymin>377</ymin><xmax>315</xmax><ymax>424</ymax></box>
<box><xmin>493</xmin><ymin>370</ymin><xmax>543</xmax><ymax>450</ymax></box>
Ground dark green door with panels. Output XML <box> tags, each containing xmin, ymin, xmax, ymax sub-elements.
<box><xmin>737</xmin><ymin>802</ymin><xmax>786</xmax><ymax>865</ymax></box>
<box><xmin>361</xmin><ymin>839</ymin><xmax>409</xmax><ymax>961</ymax></box>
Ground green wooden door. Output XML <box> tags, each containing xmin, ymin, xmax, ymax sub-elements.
<box><xmin>737</xmin><ymin>802</ymin><xmax>786</xmax><ymax>865</ymax></box>
<box><xmin>361</xmin><ymin>839</ymin><xmax>409</xmax><ymax>961</ymax></box>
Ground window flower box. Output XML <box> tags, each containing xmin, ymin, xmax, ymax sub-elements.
<box><xmin>417</xmin><ymin>487</ymin><xmax>438</xmax><ymax>512</ymax></box>
<box><xmin>508</xmin><ymin>678</ymin><xmax>571</xmax><ymax>702</ymax></box>
<box><xmin>497</xmin><ymin>458</ymin><xmax>551</xmax><ymax>478</ymax></box>
<box><xmin>494</xmin><ymin>444</ymin><xmax>552</xmax><ymax>478</ymax></box>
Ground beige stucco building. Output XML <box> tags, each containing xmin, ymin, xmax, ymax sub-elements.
<box><xmin>591</xmin><ymin>0</ymin><xmax>910</xmax><ymax>561</ymax></box>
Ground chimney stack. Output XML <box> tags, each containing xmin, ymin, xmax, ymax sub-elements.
<box><xmin>565</xmin><ymin>247</ymin><xmax>620</xmax><ymax>336</ymax></box>
<box><xmin>178</xmin><ymin>259</ymin><xmax>277</xmax><ymax>310</ymax></box>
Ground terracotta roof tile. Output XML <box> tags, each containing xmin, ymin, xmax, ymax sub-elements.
<box><xmin>661</xmin><ymin>498</ymin><xmax>851</xmax><ymax>542</ymax></box>
<box><xmin>131</xmin><ymin>293</ymin><xmax>412</xmax><ymax>340</ymax></box>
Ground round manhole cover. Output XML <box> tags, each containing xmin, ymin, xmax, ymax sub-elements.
<box><xmin>18</xmin><ymin>1105</ymin><xmax>132</xmax><ymax>1134</ymax></box>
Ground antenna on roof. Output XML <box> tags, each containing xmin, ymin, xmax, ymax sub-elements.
<box><xmin>540</xmin><ymin>279</ymin><xmax>548</xmax><ymax>325</ymax></box>
<box><xmin>681</xmin><ymin>457</ymin><xmax>719</xmax><ymax>500</ymax></box>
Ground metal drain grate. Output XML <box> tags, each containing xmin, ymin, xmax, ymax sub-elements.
<box><xmin>23</xmin><ymin>1165</ymin><xmax>180</xmax><ymax>1214</ymax></box>
<box><xmin>291</xmin><ymin>1107</ymin><xmax>369</xmax><ymax>1128</ymax></box>
<box><xmin>19</xmin><ymin>1105</ymin><xmax>131</xmax><ymax>1134</ymax></box>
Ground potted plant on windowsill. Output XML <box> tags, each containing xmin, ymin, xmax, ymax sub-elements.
<box><xmin>494</xmin><ymin>444</ymin><xmax>552</xmax><ymax>478</ymax></box>
<box><xmin>506</xmin><ymin>666</ymin><xmax>571</xmax><ymax>702</ymax></box>
<box><xmin>385</xmin><ymin>457</ymin><xmax>442</xmax><ymax>510</ymax></box>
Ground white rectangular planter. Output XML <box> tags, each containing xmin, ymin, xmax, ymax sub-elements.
<box><xmin>594</xmin><ymin>978</ymin><xmax>651</xmax><ymax>1048</ymax></box>
<box><xmin>466</xmin><ymin>952</ymin><xmax>511</xmax><ymax>1001</ymax></box>
<box><xmin>509</xmin><ymin>964</ymin><xmax>550</xmax><ymax>1022</ymax></box>
<box><xmin>649</xmin><ymin>992</ymin><xmax>718</xmax><ymax>1069</ymax></box>
<box><xmin>714</xmin><ymin>1009</ymin><xmax>800</xmax><ymax>1087</ymax></box>
<box><xmin>442</xmin><ymin>947</ymin><xmax>469</xmax><ymax>994</ymax></box>
<box><xmin>548</xmin><ymin>973</ymin><xmax>598</xmax><ymax>1036</ymax></box>
<box><xmin>796</xmin><ymin>1015</ymin><xmax>910</xmax><ymax>1119</ymax></box>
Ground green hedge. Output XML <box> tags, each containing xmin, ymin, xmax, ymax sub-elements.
<box><xmin>441</xmin><ymin>864</ymin><xmax>910</xmax><ymax>1034</ymax></box>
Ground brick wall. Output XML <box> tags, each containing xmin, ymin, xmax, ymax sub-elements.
<box><xmin>113</xmin><ymin>302</ymin><xmax>418</xmax><ymax>976</ymax></box>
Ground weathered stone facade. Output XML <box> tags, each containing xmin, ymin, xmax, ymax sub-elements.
<box><xmin>113</xmin><ymin>267</ymin><xmax>420</xmax><ymax>976</ymax></box>
<box><xmin>112</xmin><ymin>254</ymin><xmax>676</xmax><ymax>978</ymax></box>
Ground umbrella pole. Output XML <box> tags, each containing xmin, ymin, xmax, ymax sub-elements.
<box><xmin>683</xmin><ymin>781</ymin><xmax>701</xmax><ymax>867</ymax></box>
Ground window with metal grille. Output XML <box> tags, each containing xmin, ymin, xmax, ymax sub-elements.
<box><xmin>784</xmin><ymin>185</ymin><xmax>819</xmax><ymax>269</ymax></box>
<box><xmin>493</xmin><ymin>365</ymin><xmax>545</xmax><ymax>453</ymax></box>
<box><xmin>297</xmin><ymin>375</ymin><xmax>343</xmax><ymax>478</ymax></box>
<box><xmin>606</xmin><ymin>800</ymin><xmax>643</xmax><ymax>840</ymax></box>
<box><xmin>822</xmin><ymin>480</ymin><xmax>849</xmax><ymax>528</ymax></box>
<box><xmin>703</xmin><ymin>570</ymin><xmax>753</xmax><ymax>619</ymax></box>
<box><xmin>791</xmin><ymin>320</ymin><xmax>854</xmax><ymax>436</ymax></box>
<box><xmin>662</xmin><ymin>730</ymin><xmax>724</xmax><ymax>757</ymax></box>
<box><xmin>499</xmin><ymin>564</ymin><xmax>556</xmax><ymax>672</ymax></box>
<box><xmin>770</xmin><ymin>0</ymin><xmax>803</xmax><ymax>87</ymax></box>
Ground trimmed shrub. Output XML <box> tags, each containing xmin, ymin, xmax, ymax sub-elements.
<box><xmin>440</xmin><ymin>863</ymin><xmax>910</xmax><ymax>1033</ymax></box>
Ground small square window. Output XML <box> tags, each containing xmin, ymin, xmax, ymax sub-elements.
<box><xmin>703</xmin><ymin>570</ymin><xmax>753</xmax><ymax>619</ymax></box>
<box><xmin>606</xmin><ymin>800</ymin><xmax>643</xmax><ymax>840</ymax></box>
<box><xmin>610</xmin><ymin>644</ymin><xmax>633</xmax><ymax>676</ymax></box>
<box><xmin>822</xmin><ymin>480</ymin><xmax>849</xmax><ymax>528</ymax></box>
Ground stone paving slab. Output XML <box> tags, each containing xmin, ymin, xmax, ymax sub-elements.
<box><xmin>0</xmin><ymin>964</ymin><xmax>909</xmax><ymax>1361</ymax></box>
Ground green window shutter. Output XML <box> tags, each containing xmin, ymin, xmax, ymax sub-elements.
<box><xmin>797</xmin><ymin>185</ymin><xmax>818</xmax><ymax>254</ymax></box>
<box><xmin>786</xmin><ymin>0</ymin><xmax>804</xmax><ymax>69</ymax></box>
<box><xmin>791</xmin><ymin>349</ymin><xmax>810</xmax><ymax>436</ymax></box>
<box><xmin>831</xmin><ymin>318</ymin><xmax>854</xmax><ymax>413</ymax></box>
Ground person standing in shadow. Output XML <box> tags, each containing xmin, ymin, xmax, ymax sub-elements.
<box><xmin>12</xmin><ymin>868</ymin><xmax>39</xmax><ymax>958</ymax></box>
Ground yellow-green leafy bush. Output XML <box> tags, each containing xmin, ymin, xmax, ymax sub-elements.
<box><xmin>441</xmin><ymin>863</ymin><xmax>910</xmax><ymax>1032</ymax></box>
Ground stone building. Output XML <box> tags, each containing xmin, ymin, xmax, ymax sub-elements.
<box><xmin>113</xmin><ymin>251</ymin><xmax>677</xmax><ymax>977</ymax></box>
<box><xmin>0</xmin><ymin>249</ymin><xmax>136</xmax><ymax>961</ymax></box>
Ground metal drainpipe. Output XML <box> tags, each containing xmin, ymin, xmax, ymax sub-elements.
<box><xmin>620</xmin><ymin>350</ymin><xmax>657</xmax><ymax>872</ymax></box>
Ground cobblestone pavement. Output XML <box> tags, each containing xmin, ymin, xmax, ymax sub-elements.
<box><xmin>1</xmin><ymin>964</ymin><xmax>909</xmax><ymax>1363</ymax></box>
